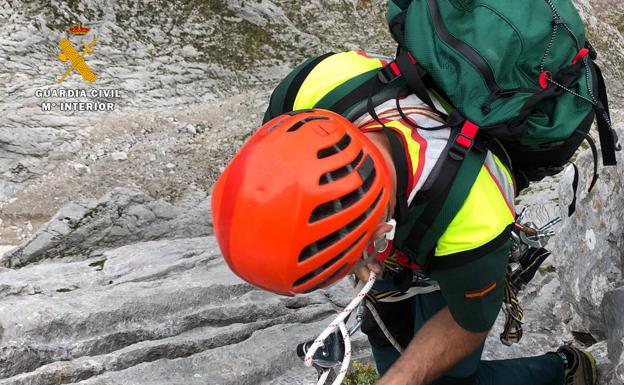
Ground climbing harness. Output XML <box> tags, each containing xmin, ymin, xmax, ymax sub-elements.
<box><xmin>296</xmin><ymin>207</ymin><xmax>563</xmax><ymax>384</ymax></box>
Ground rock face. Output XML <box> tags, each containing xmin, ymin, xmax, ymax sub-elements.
<box><xmin>0</xmin><ymin>226</ymin><xmax>370</xmax><ymax>385</ymax></box>
<box><xmin>483</xmin><ymin>109</ymin><xmax>624</xmax><ymax>385</ymax></box>
<box><xmin>603</xmin><ymin>288</ymin><xmax>624</xmax><ymax>374</ymax></box>
<box><xmin>0</xmin><ymin>0</ymin><xmax>394</xmax><ymax>246</ymax></box>
<box><xmin>2</xmin><ymin>129</ymin><xmax>623</xmax><ymax>384</ymax></box>
<box><xmin>1</xmin><ymin>0</ymin><xmax>622</xmax><ymax>241</ymax></box>
<box><xmin>1</xmin><ymin>188</ymin><xmax>212</xmax><ymax>268</ymax></box>
<box><xmin>551</xmin><ymin>104</ymin><xmax>624</xmax><ymax>384</ymax></box>
<box><xmin>553</xmin><ymin>133</ymin><xmax>624</xmax><ymax>339</ymax></box>
<box><xmin>0</xmin><ymin>0</ymin><xmax>393</xmax><ymax>205</ymax></box>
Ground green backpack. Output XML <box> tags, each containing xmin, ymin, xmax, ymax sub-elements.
<box><xmin>263</xmin><ymin>0</ymin><xmax>619</xmax><ymax>270</ymax></box>
<box><xmin>386</xmin><ymin>0</ymin><xmax>619</xmax><ymax>188</ymax></box>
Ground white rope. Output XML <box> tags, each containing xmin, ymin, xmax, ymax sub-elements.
<box><xmin>315</xmin><ymin>369</ymin><xmax>330</xmax><ymax>385</ymax></box>
<box><xmin>303</xmin><ymin>269</ymin><xmax>439</xmax><ymax>384</ymax></box>
<box><xmin>305</xmin><ymin>271</ymin><xmax>377</xmax><ymax>385</ymax></box>
<box><xmin>364</xmin><ymin>301</ymin><xmax>403</xmax><ymax>354</ymax></box>
<box><xmin>333</xmin><ymin>322</ymin><xmax>351</xmax><ymax>385</ymax></box>
<box><xmin>376</xmin><ymin>282</ymin><xmax>440</xmax><ymax>303</ymax></box>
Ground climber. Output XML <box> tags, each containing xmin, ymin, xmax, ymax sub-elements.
<box><xmin>211</xmin><ymin>50</ymin><xmax>597</xmax><ymax>385</ymax></box>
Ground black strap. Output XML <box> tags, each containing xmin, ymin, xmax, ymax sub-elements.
<box><xmin>385</xmin><ymin>129</ymin><xmax>410</xmax><ymax>225</ymax></box>
<box><xmin>395</xmin><ymin>87</ymin><xmax>450</xmax><ymax>131</ymax></box>
<box><xmin>388</xmin><ymin>10</ymin><xmax>407</xmax><ymax>48</ymax></box>
<box><xmin>283</xmin><ymin>53</ymin><xmax>334</xmax><ymax>113</ymax></box>
<box><xmin>568</xmin><ymin>163</ymin><xmax>579</xmax><ymax>217</ymax></box>
<box><xmin>410</xmin><ymin>118</ymin><xmax>474</xmax><ymax>205</ymax></box>
<box><xmin>330</xmin><ymin>69</ymin><xmax>396</xmax><ymax>116</ymax></box>
<box><xmin>366</xmin><ymin>93</ymin><xmax>410</xmax><ymax>225</ymax></box>
<box><xmin>575</xmin><ymin>129</ymin><xmax>600</xmax><ymax>192</ymax></box>
<box><xmin>395</xmin><ymin>50</ymin><xmax>445</xmax><ymax>117</ymax></box>
<box><xmin>344</xmin><ymin>83</ymin><xmax>404</xmax><ymax>122</ymax></box>
<box><xmin>567</xmin><ymin>130</ymin><xmax>599</xmax><ymax>216</ymax></box>
<box><xmin>592</xmin><ymin>62</ymin><xmax>619</xmax><ymax>166</ymax></box>
<box><xmin>401</xmin><ymin>129</ymin><xmax>482</xmax><ymax>261</ymax></box>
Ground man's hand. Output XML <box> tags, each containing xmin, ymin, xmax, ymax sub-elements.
<box><xmin>374</xmin><ymin>307</ymin><xmax>488</xmax><ymax>385</ymax></box>
<box><xmin>354</xmin><ymin>221</ymin><xmax>394</xmax><ymax>281</ymax></box>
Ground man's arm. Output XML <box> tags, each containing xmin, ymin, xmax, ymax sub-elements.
<box><xmin>370</xmin><ymin>240</ymin><xmax>511</xmax><ymax>385</ymax></box>
<box><xmin>375</xmin><ymin>306</ymin><xmax>488</xmax><ymax>385</ymax></box>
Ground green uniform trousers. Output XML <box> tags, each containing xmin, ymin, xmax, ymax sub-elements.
<box><xmin>370</xmin><ymin>290</ymin><xmax>565</xmax><ymax>385</ymax></box>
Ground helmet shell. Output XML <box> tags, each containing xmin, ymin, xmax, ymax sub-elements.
<box><xmin>212</xmin><ymin>109</ymin><xmax>390</xmax><ymax>295</ymax></box>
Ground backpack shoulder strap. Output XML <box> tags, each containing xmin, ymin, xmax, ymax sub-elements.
<box><xmin>414</xmin><ymin>145</ymin><xmax>487</xmax><ymax>270</ymax></box>
<box><xmin>316</xmin><ymin>61</ymin><xmax>403</xmax><ymax>118</ymax></box>
<box><xmin>383</xmin><ymin>127</ymin><xmax>410</xmax><ymax>225</ymax></box>
<box><xmin>392</xmin><ymin>121</ymin><xmax>486</xmax><ymax>269</ymax></box>
<box><xmin>263</xmin><ymin>52</ymin><xmax>335</xmax><ymax>124</ymax></box>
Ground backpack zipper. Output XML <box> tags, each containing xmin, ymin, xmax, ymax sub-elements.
<box><xmin>426</xmin><ymin>0</ymin><xmax>500</xmax><ymax>93</ymax></box>
<box><xmin>425</xmin><ymin>1</ymin><xmax>541</xmax><ymax>115</ymax></box>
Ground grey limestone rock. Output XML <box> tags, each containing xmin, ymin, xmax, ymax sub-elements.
<box><xmin>551</xmin><ymin>108</ymin><xmax>624</xmax><ymax>338</ymax></box>
<box><xmin>0</xmin><ymin>232</ymin><xmax>365</xmax><ymax>385</ymax></box>
<box><xmin>0</xmin><ymin>188</ymin><xmax>212</xmax><ymax>268</ymax></box>
<box><xmin>602</xmin><ymin>287</ymin><xmax>624</xmax><ymax>364</ymax></box>
<box><xmin>0</xmin><ymin>0</ymin><xmax>623</xmax><ymax>384</ymax></box>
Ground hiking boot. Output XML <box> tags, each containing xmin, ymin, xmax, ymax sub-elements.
<box><xmin>557</xmin><ymin>345</ymin><xmax>597</xmax><ymax>385</ymax></box>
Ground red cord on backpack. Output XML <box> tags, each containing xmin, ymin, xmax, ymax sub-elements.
<box><xmin>572</xmin><ymin>48</ymin><xmax>590</xmax><ymax>65</ymax></box>
<box><xmin>538</xmin><ymin>71</ymin><xmax>552</xmax><ymax>89</ymax></box>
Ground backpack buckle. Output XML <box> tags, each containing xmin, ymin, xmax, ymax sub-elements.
<box><xmin>449</xmin><ymin>133</ymin><xmax>473</xmax><ymax>160</ymax></box>
<box><xmin>377</xmin><ymin>61</ymin><xmax>401</xmax><ymax>84</ymax></box>
<box><xmin>449</xmin><ymin>121</ymin><xmax>480</xmax><ymax>160</ymax></box>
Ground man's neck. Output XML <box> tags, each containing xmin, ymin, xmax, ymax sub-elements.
<box><xmin>363</xmin><ymin>130</ymin><xmax>398</xmax><ymax>217</ymax></box>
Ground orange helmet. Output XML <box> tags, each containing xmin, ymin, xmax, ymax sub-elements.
<box><xmin>212</xmin><ymin>109</ymin><xmax>391</xmax><ymax>295</ymax></box>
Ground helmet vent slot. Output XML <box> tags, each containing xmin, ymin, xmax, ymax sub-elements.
<box><xmin>300</xmin><ymin>264</ymin><xmax>349</xmax><ymax>294</ymax></box>
<box><xmin>317</xmin><ymin>133</ymin><xmax>352</xmax><ymax>159</ymax></box>
<box><xmin>294</xmin><ymin>232</ymin><xmax>367</xmax><ymax>289</ymax></box>
<box><xmin>310</xmin><ymin>156</ymin><xmax>376</xmax><ymax>223</ymax></box>
<box><xmin>357</xmin><ymin>155</ymin><xmax>374</xmax><ymax>183</ymax></box>
<box><xmin>287</xmin><ymin>116</ymin><xmax>329</xmax><ymax>132</ymax></box>
<box><xmin>301</xmin><ymin>187</ymin><xmax>383</xmax><ymax>262</ymax></box>
<box><xmin>310</xmin><ymin>264</ymin><xmax>349</xmax><ymax>291</ymax></box>
<box><xmin>319</xmin><ymin>150</ymin><xmax>364</xmax><ymax>185</ymax></box>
